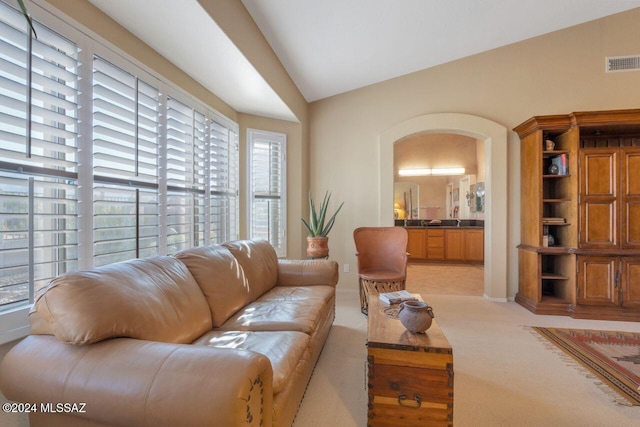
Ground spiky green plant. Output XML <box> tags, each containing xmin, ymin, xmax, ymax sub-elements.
<box><xmin>301</xmin><ymin>191</ymin><xmax>344</xmax><ymax>237</ymax></box>
<box><xmin>17</xmin><ymin>0</ymin><xmax>37</xmax><ymax>38</ymax></box>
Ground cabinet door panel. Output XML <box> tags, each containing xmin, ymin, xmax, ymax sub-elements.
<box><xmin>579</xmin><ymin>149</ymin><xmax>618</xmax><ymax>249</ymax></box>
<box><xmin>580</xmin><ymin>201</ymin><xmax>617</xmax><ymax>247</ymax></box>
<box><xmin>407</xmin><ymin>229</ymin><xmax>425</xmax><ymax>259</ymax></box>
<box><xmin>577</xmin><ymin>256</ymin><xmax>619</xmax><ymax>306</ymax></box>
<box><xmin>581</xmin><ymin>150</ymin><xmax>616</xmax><ymax>196</ymax></box>
<box><xmin>464</xmin><ymin>230</ymin><xmax>484</xmax><ymax>262</ymax></box>
<box><xmin>621</xmin><ymin>148</ymin><xmax>640</xmax><ymax>249</ymax></box>
<box><xmin>622</xmin><ymin>258</ymin><xmax>640</xmax><ymax>308</ymax></box>
<box><xmin>444</xmin><ymin>230</ymin><xmax>465</xmax><ymax>260</ymax></box>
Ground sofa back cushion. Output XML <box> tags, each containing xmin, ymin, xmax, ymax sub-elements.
<box><xmin>30</xmin><ymin>256</ymin><xmax>212</xmax><ymax>345</ymax></box>
<box><xmin>222</xmin><ymin>239</ymin><xmax>278</xmax><ymax>301</ymax></box>
<box><xmin>175</xmin><ymin>245</ymin><xmax>252</xmax><ymax>327</ymax></box>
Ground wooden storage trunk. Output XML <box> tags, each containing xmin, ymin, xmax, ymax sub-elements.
<box><xmin>366</xmin><ymin>298</ymin><xmax>453</xmax><ymax>426</ymax></box>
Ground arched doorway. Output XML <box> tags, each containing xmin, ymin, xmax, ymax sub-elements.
<box><xmin>379</xmin><ymin>113</ymin><xmax>508</xmax><ymax>301</ymax></box>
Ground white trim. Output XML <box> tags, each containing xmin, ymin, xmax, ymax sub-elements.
<box><xmin>247</xmin><ymin>128</ymin><xmax>287</xmax><ymax>257</ymax></box>
<box><xmin>0</xmin><ymin>0</ymin><xmax>240</xmax><ymax>339</ymax></box>
<box><xmin>0</xmin><ymin>307</ymin><xmax>30</xmax><ymax>345</ymax></box>
<box><xmin>379</xmin><ymin>113</ymin><xmax>509</xmax><ymax>301</ymax></box>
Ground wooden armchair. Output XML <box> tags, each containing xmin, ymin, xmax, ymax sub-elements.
<box><xmin>353</xmin><ymin>227</ymin><xmax>409</xmax><ymax>314</ymax></box>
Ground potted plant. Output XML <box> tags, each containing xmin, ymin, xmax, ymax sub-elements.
<box><xmin>302</xmin><ymin>191</ymin><xmax>344</xmax><ymax>258</ymax></box>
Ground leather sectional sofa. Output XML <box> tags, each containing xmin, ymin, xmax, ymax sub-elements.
<box><xmin>0</xmin><ymin>239</ymin><xmax>338</xmax><ymax>427</ymax></box>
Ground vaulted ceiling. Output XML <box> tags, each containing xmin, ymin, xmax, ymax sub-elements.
<box><xmin>90</xmin><ymin>0</ymin><xmax>640</xmax><ymax>121</ymax></box>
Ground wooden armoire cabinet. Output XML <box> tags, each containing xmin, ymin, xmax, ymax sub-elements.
<box><xmin>514</xmin><ymin>109</ymin><xmax>640</xmax><ymax>321</ymax></box>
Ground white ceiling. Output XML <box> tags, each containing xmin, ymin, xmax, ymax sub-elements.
<box><xmin>89</xmin><ymin>0</ymin><xmax>298</xmax><ymax>121</ymax></box>
<box><xmin>90</xmin><ymin>0</ymin><xmax>640</xmax><ymax>119</ymax></box>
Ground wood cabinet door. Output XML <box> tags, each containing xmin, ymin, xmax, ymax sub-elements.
<box><xmin>579</xmin><ymin>149</ymin><xmax>618</xmax><ymax>249</ymax></box>
<box><xmin>464</xmin><ymin>229</ymin><xmax>484</xmax><ymax>261</ymax></box>
<box><xmin>406</xmin><ymin>229</ymin><xmax>425</xmax><ymax>259</ymax></box>
<box><xmin>621</xmin><ymin>147</ymin><xmax>640</xmax><ymax>249</ymax></box>
<box><xmin>444</xmin><ymin>229</ymin><xmax>465</xmax><ymax>260</ymax></box>
<box><xmin>621</xmin><ymin>257</ymin><xmax>640</xmax><ymax>308</ymax></box>
<box><xmin>576</xmin><ymin>256</ymin><xmax>619</xmax><ymax>306</ymax></box>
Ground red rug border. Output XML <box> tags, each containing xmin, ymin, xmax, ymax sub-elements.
<box><xmin>533</xmin><ymin>327</ymin><xmax>640</xmax><ymax>406</ymax></box>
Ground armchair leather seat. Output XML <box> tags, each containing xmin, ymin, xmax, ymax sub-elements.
<box><xmin>354</xmin><ymin>227</ymin><xmax>409</xmax><ymax>314</ymax></box>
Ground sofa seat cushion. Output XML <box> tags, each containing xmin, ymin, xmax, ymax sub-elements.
<box><xmin>175</xmin><ymin>245</ymin><xmax>251</xmax><ymax>327</ymax></box>
<box><xmin>217</xmin><ymin>299</ymin><xmax>328</xmax><ymax>335</ymax></box>
<box><xmin>30</xmin><ymin>256</ymin><xmax>212</xmax><ymax>345</ymax></box>
<box><xmin>257</xmin><ymin>285</ymin><xmax>335</xmax><ymax>304</ymax></box>
<box><xmin>192</xmin><ymin>330</ymin><xmax>310</xmax><ymax>393</ymax></box>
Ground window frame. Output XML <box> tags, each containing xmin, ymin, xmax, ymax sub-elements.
<box><xmin>0</xmin><ymin>0</ymin><xmax>240</xmax><ymax>342</ymax></box>
<box><xmin>247</xmin><ymin>128</ymin><xmax>287</xmax><ymax>257</ymax></box>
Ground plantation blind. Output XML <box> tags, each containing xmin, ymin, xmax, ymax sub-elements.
<box><xmin>92</xmin><ymin>57</ymin><xmax>160</xmax><ymax>266</ymax></box>
<box><xmin>0</xmin><ymin>4</ymin><xmax>79</xmax><ymax>309</ymax></box>
<box><xmin>248</xmin><ymin>129</ymin><xmax>286</xmax><ymax>257</ymax></box>
<box><xmin>210</xmin><ymin>121</ymin><xmax>237</xmax><ymax>243</ymax></box>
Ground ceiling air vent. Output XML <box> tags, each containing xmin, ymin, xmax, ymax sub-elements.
<box><xmin>606</xmin><ymin>55</ymin><xmax>640</xmax><ymax>73</ymax></box>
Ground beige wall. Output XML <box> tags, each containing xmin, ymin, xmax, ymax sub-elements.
<box><xmin>309</xmin><ymin>8</ymin><xmax>640</xmax><ymax>294</ymax></box>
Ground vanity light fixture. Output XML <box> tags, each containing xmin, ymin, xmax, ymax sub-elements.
<box><xmin>398</xmin><ymin>167</ymin><xmax>465</xmax><ymax>176</ymax></box>
<box><xmin>431</xmin><ymin>167</ymin><xmax>465</xmax><ymax>175</ymax></box>
<box><xmin>398</xmin><ymin>168</ymin><xmax>431</xmax><ymax>176</ymax></box>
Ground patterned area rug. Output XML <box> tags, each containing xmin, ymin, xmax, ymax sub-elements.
<box><xmin>534</xmin><ymin>327</ymin><xmax>640</xmax><ymax>406</ymax></box>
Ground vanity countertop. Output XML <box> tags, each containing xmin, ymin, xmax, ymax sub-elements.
<box><xmin>395</xmin><ymin>219</ymin><xmax>484</xmax><ymax>229</ymax></box>
<box><xmin>402</xmin><ymin>225</ymin><xmax>484</xmax><ymax>229</ymax></box>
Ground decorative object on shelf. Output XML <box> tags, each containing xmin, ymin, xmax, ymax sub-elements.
<box><xmin>550</xmin><ymin>154</ymin><xmax>568</xmax><ymax>175</ymax></box>
<box><xmin>398</xmin><ymin>300</ymin><xmax>434</xmax><ymax>333</ymax></box>
<box><xmin>547</xmin><ymin>234</ymin><xmax>555</xmax><ymax>246</ymax></box>
<box><xmin>302</xmin><ymin>190</ymin><xmax>344</xmax><ymax>258</ymax></box>
<box><xmin>545</xmin><ymin>139</ymin><xmax>556</xmax><ymax>151</ymax></box>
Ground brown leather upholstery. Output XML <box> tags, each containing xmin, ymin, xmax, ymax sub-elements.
<box><xmin>277</xmin><ymin>259</ymin><xmax>339</xmax><ymax>287</ymax></box>
<box><xmin>175</xmin><ymin>245</ymin><xmax>251</xmax><ymax>327</ymax></box>
<box><xmin>223</xmin><ymin>239</ymin><xmax>279</xmax><ymax>301</ymax></box>
<box><xmin>29</xmin><ymin>256</ymin><xmax>212</xmax><ymax>345</ymax></box>
<box><xmin>353</xmin><ymin>227</ymin><xmax>409</xmax><ymax>314</ymax></box>
<box><xmin>1</xmin><ymin>239</ymin><xmax>339</xmax><ymax>427</ymax></box>
<box><xmin>0</xmin><ymin>335</ymin><xmax>273</xmax><ymax>427</ymax></box>
<box><xmin>193</xmin><ymin>330</ymin><xmax>310</xmax><ymax>393</ymax></box>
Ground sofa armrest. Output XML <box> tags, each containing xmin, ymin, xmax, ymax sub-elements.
<box><xmin>0</xmin><ymin>335</ymin><xmax>273</xmax><ymax>427</ymax></box>
<box><xmin>277</xmin><ymin>259</ymin><xmax>339</xmax><ymax>287</ymax></box>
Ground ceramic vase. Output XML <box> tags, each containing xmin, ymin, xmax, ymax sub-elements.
<box><xmin>398</xmin><ymin>300</ymin><xmax>434</xmax><ymax>333</ymax></box>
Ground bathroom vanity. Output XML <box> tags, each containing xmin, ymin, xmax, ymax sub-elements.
<box><xmin>397</xmin><ymin>220</ymin><xmax>484</xmax><ymax>263</ymax></box>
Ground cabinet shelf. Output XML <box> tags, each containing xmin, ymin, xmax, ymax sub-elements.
<box><xmin>543</xmin><ymin>198</ymin><xmax>571</xmax><ymax>203</ymax></box>
<box><xmin>543</xmin><ymin>150</ymin><xmax>570</xmax><ymax>156</ymax></box>
<box><xmin>541</xmin><ymin>272</ymin><xmax>569</xmax><ymax>280</ymax></box>
<box><xmin>539</xmin><ymin>295</ymin><xmax>571</xmax><ymax>305</ymax></box>
<box><xmin>542</xmin><ymin>174</ymin><xmax>571</xmax><ymax>179</ymax></box>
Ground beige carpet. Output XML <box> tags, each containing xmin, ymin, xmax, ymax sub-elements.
<box><xmin>293</xmin><ymin>263</ymin><xmax>640</xmax><ymax>427</ymax></box>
